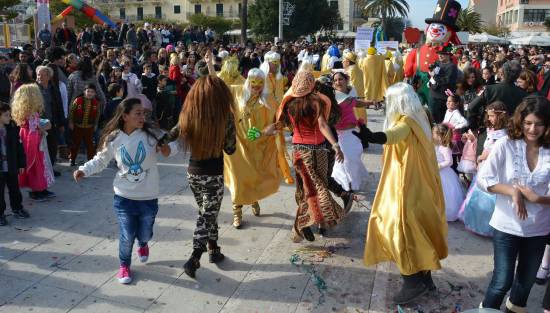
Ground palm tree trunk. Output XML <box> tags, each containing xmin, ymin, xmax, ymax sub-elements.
<box><xmin>241</xmin><ymin>0</ymin><xmax>248</xmax><ymax>44</ymax></box>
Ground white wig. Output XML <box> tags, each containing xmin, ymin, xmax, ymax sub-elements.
<box><xmin>384</xmin><ymin>82</ymin><xmax>432</xmax><ymax>139</ymax></box>
<box><xmin>240</xmin><ymin>68</ymin><xmax>270</xmax><ymax>109</ymax></box>
<box><xmin>260</xmin><ymin>51</ymin><xmax>282</xmax><ymax>80</ymax></box>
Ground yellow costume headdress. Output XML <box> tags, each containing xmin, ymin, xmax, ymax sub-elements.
<box><xmin>218</xmin><ymin>55</ymin><xmax>245</xmax><ymax>85</ymax></box>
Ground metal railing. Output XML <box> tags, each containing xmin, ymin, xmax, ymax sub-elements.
<box><xmin>186</xmin><ymin>12</ymin><xmax>241</xmax><ymax>19</ymax></box>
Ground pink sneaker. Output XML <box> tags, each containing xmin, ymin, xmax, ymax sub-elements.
<box><xmin>117</xmin><ymin>265</ymin><xmax>132</xmax><ymax>284</ymax></box>
<box><xmin>137</xmin><ymin>245</ymin><xmax>149</xmax><ymax>263</ymax></box>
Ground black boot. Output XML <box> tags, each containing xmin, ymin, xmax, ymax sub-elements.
<box><xmin>423</xmin><ymin>271</ymin><xmax>436</xmax><ymax>291</ymax></box>
<box><xmin>12</xmin><ymin>208</ymin><xmax>30</xmax><ymax>219</ymax></box>
<box><xmin>392</xmin><ymin>272</ymin><xmax>429</xmax><ymax>304</ymax></box>
<box><xmin>341</xmin><ymin>191</ymin><xmax>354</xmax><ymax>214</ymax></box>
<box><xmin>301</xmin><ymin>227</ymin><xmax>315</xmax><ymax>241</ymax></box>
<box><xmin>0</xmin><ymin>215</ymin><xmax>7</xmax><ymax>226</ymax></box>
<box><xmin>208</xmin><ymin>240</ymin><xmax>224</xmax><ymax>264</ymax></box>
<box><xmin>183</xmin><ymin>249</ymin><xmax>202</xmax><ymax>278</ymax></box>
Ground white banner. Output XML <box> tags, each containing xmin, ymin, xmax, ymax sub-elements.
<box><xmin>375</xmin><ymin>41</ymin><xmax>399</xmax><ymax>54</ymax></box>
<box><xmin>356</xmin><ymin>27</ymin><xmax>374</xmax><ymax>42</ymax></box>
<box><xmin>354</xmin><ymin>40</ymin><xmax>371</xmax><ymax>52</ymax></box>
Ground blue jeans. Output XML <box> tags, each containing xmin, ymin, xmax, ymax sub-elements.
<box><xmin>482</xmin><ymin>229</ymin><xmax>547</xmax><ymax>309</ymax></box>
<box><xmin>113</xmin><ymin>195</ymin><xmax>159</xmax><ymax>266</ymax></box>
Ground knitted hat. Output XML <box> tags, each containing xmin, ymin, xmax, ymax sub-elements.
<box><xmin>289</xmin><ymin>70</ymin><xmax>315</xmax><ymax>98</ymax></box>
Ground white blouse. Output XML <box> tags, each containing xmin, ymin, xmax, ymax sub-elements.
<box><xmin>477</xmin><ymin>137</ymin><xmax>550</xmax><ymax>237</ymax></box>
<box><xmin>443</xmin><ymin>109</ymin><xmax>468</xmax><ymax>129</ymax></box>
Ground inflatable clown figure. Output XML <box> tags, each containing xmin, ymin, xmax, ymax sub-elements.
<box><xmin>404</xmin><ymin>0</ymin><xmax>461</xmax><ymax>103</ymax></box>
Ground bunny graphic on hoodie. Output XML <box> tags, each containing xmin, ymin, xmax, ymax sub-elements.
<box><xmin>78</xmin><ymin>129</ymin><xmax>166</xmax><ymax>200</ymax></box>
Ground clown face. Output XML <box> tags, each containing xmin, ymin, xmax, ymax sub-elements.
<box><xmin>426</xmin><ymin>23</ymin><xmax>451</xmax><ymax>45</ymax></box>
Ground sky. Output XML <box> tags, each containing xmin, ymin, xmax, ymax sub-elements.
<box><xmin>408</xmin><ymin>0</ymin><xmax>469</xmax><ymax>28</ymax></box>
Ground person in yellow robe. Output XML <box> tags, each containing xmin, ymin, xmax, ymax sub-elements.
<box><xmin>359</xmin><ymin>47</ymin><xmax>387</xmax><ymax>108</ymax></box>
<box><xmin>260</xmin><ymin>51</ymin><xmax>294</xmax><ymax>185</ymax></box>
<box><xmin>353</xmin><ymin>82</ymin><xmax>447</xmax><ymax>304</ymax></box>
<box><xmin>384</xmin><ymin>51</ymin><xmax>396</xmax><ymax>88</ymax></box>
<box><xmin>222</xmin><ymin>68</ymin><xmax>281</xmax><ymax>229</ymax></box>
<box><xmin>343</xmin><ymin>51</ymin><xmax>367</xmax><ymax>122</ymax></box>
<box><xmin>218</xmin><ymin>55</ymin><xmax>246</xmax><ymax>86</ymax></box>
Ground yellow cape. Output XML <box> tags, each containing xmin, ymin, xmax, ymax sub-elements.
<box><xmin>224</xmin><ymin>86</ymin><xmax>281</xmax><ymax>205</ymax></box>
<box><xmin>360</xmin><ymin>54</ymin><xmax>387</xmax><ymax>102</ymax></box>
<box><xmin>364</xmin><ymin>116</ymin><xmax>448</xmax><ymax>275</ymax></box>
<box><xmin>347</xmin><ymin>64</ymin><xmax>367</xmax><ymax>122</ymax></box>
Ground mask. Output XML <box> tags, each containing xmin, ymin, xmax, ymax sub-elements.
<box><xmin>249</xmin><ymin>78</ymin><xmax>264</xmax><ymax>88</ymax></box>
<box><xmin>426</xmin><ymin>23</ymin><xmax>451</xmax><ymax>45</ymax></box>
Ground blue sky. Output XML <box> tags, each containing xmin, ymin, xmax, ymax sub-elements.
<box><xmin>408</xmin><ymin>0</ymin><xmax>469</xmax><ymax>28</ymax></box>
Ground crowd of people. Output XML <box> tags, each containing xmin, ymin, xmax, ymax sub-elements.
<box><xmin>1</xmin><ymin>20</ymin><xmax>550</xmax><ymax>312</ymax></box>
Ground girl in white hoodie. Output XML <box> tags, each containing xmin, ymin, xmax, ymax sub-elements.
<box><xmin>73</xmin><ymin>97</ymin><xmax>169</xmax><ymax>284</ymax></box>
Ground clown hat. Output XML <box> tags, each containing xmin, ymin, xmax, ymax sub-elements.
<box><xmin>425</xmin><ymin>0</ymin><xmax>461</xmax><ymax>31</ymax></box>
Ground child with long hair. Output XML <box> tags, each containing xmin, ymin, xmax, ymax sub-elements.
<box><xmin>68</xmin><ymin>83</ymin><xmax>100</xmax><ymax>166</ymax></box>
<box><xmin>459</xmin><ymin>101</ymin><xmax>508</xmax><ymax>236</ymax></box>
<box><xmin>11</xmin><ymin>84</ymin><xmax>55</xmax><ymax>202</ymax></box>
<box><xmin>168</xmin><ymin>75</ymin><xmax>236</xmax><ymax>278</ymax></box>
<box><xmin>432</xmin><ymin>124</ymin><xmax>465</xmax><ymax>221</ymax></box>
<box><xmin>73</xmin><ymin>98</ymin><xmax>169</xmax><ymax>284</ymax></box>
<box><xmin>443</xmin><ymin>94</ymin><xmax>468</xmax><ymax>170</ymax></box>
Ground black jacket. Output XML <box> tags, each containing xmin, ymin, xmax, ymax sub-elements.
<box><xmin>467</xmin><ymin>82</ymin><xmax>528</xmax><ymax>130</ymax></box>
<box><xmin>3</xmin><ymin>122</ymin><xmax>26</xmax><ymax>174</ymax></box>
<box><xmin>40</xmin><ymin>83</ymin><xmax>66</xmax><ymax>128</ymax></box>
<box><xmin>540</xmin><ymin>71</ymin><xmax>550</xmax><ymax>100</ymax></box>
<box><xmin>429</xmin><ymin>62</ymin><xmax>458</xmax><ymax>100</ymax></box>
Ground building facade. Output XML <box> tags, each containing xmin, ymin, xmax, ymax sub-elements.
<box><xmin>97</xmin><ymin>0</ymin><xmax>245</xmax><ymax>23</ymax></box>
<box><xmin>468</xmin><ymin>0</ymin><xmax>498</xmax><ymax>25</ymax></box>
<box><xmin>496</xmin><ymin>0</ymin><xmax>550</xmax><ymax>34</ymax></box>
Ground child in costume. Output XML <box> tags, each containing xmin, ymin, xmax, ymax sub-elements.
<box><xmin>12</xmin><ymin>84</ymin><xmax>55</xmax><ymax>202</ymax></box>
<box><xmin>457</xmin><ymin>130</ymin><xmax>477</xmax><ymax>182</ymax></box>
<box><xmin>0</xmin><ymin>102</ymin><xmax>29</xmax><ymax>226</ymax></box>
<box><xmin>74</xmin><ymin>97</ymin><xmax>169</xmax><ymax>284</ymax></box>
<box><xmin>69</xmin><ymin>84</ymin><xmax>101</xmax><ymax>166</ymax></box>
<box><xmin>443</xmin><ymin>94</ymin><xmax>468</xmax><ymax>169</ymax></box>
<box><xmin>433</xmin><ymin>123</ymin><xmax>465</xmax><ymax>221</ymax></box>
<box><xmin>459</xmin><ymin>101</ymin><xmax>508</xmax><ymax>236</ymax></box>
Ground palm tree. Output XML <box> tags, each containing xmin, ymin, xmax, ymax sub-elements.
<box><xmin>360</xmin><ymin>0</ymin><xmax>409</xmax><ymax>37</ymax></box>
<box><xmin>457</xmin><ymin>7</ymin><xmax>483</xmax><ymax>34</ymax></box>
<box><xmin>241</xmin><ymin>0</ymin><xmax>248</xmax><ymax>44</ymax></box>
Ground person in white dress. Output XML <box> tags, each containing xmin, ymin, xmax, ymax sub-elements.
<box><xmin>432</xmin><ymin>123</ymin><xmax>465</xmax><ymax>221</ymax></box>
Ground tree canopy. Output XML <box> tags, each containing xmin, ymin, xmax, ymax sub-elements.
<box><xmin>248</xmin><ymin>0</ymin><xmax>340</xmax><ymax>41</ymax></box>
<box><xmin>0</xmin><ymin>0</ymin><xmax>22</xmax><ymax>20</ymax></box>
<box><xmin>457</xmin><ymin>7</ymin><xmax>483</xmax><ymax>34</ymax></box>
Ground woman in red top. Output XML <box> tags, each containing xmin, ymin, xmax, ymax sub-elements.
<box><xmin>264</xmin><ymin>70</ymin><xmax>345</xmax><ymax>242</ymax></box>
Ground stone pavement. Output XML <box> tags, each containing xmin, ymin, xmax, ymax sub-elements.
<box><xmin>0</xmin><ymin>109</ymin><xmax>546</xmax><ymax>313</ymax></box>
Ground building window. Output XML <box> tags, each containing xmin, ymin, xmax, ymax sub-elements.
<box><xmin>137</xmin><ymin>7</ymin><xmax>143</xmax><ymax>20</ymax></box>
<box><xmin>329</xmin><ymin>0</ymin><xmax>338</xmax><ymax>10</ymax></box>
<box><xmin>238</xmin><ymin>3</ymin><xmax>242</xmax><ymax>15</ymax></box>
<box><xmin>174</xmin><ymin>5</ymin><xmax>180</xmax><ymax>14</ymax></box>
<box><xmin>194</xmin><ymin>4</ymin><xmax>201</xmax><ymax>14</ymax></box>
<box><xmin>119</xmin><ymin>7</ymin><xmax>125</xmax><ymax>19</ymax></box>
<box><xmin>216</xmin><ymin>3</ymin><xmax>223</xmax><ymax>17</ymax></box>
<box><xmin>155</xmin><ymin>6</ymin><xmax>162</xmax><ymax>19</ymax></box>
<box><xmin>523</xmin><ymin>9</ymin><xmax>550</xmax><ymax>22</ymax></box>
<box><xmin>520</xmin><ymin>0</ymin><xmax>529</xmax><ymax>4</ymax></box>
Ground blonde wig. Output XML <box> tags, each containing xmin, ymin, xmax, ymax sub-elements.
<box><xmin>11</xmin><ymin>84</ymin><xmax>44</xmax><ymax>126</ymax></box>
